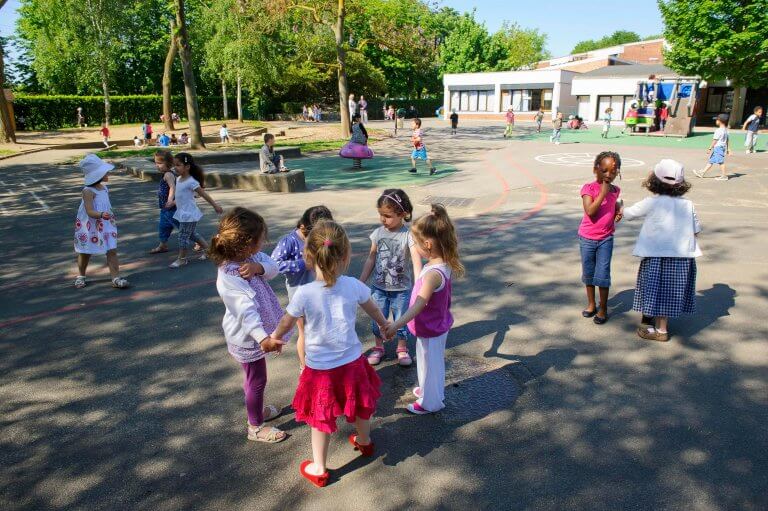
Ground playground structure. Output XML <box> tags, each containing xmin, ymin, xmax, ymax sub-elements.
<box><xmin>339</xmin><ymin>142</ymin><xmax>374</xmax><ymax>169</ymax></box>
<box><xmin>626</xmin><ymin>75</ymin><xmax>701</xmax><ymax>137</ymax></box>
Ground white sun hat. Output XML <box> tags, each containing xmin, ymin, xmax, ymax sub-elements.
<box><xmin>653</xmin><ymin>159</ymin><xmax>685</xmax><ymax>185</ymax></box>
<box><xmin>80</xmin><ymin>154</ymin><xmax>114</xmax><ymax>186</ymax></box>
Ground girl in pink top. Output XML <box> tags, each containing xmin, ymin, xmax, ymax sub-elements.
<box><xmin>384</xmin><ymin>204</ymin><xmax>464</xmax><ymax>415</ymax></box>
<box><xmin>578</xmin><ymin>151</ymin><xmax>623</xmax><ymax>324</ymax></box>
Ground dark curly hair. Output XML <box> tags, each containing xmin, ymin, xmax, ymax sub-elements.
<box><xmin>377</xmin><ymin>188</ymin><xmax>414</xmax><ymax>221</ymax></box>
<box><xmin>593</xmin><ymin>151</ymin><xmax>622</xmax><ymax>170</ymax></box>
<box><xmin>208</xmin><ymin>207</ymin><xmax>268</xmax><ymax>265</ymax></box>
<box><xmin>642</xmin><ymin>173</ymin><xmax>691</xmax><ymax>197</ymax></box>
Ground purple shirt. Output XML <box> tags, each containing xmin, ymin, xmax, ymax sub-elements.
<box><xmin>408</xmin><ymin>265</ymin><xmax>453</xmax><ymax>338</ymax></box>
<box><xmin>578</xmin><ymin>181</ymin><xmax>620</xmax><ymax>240</ymax></box>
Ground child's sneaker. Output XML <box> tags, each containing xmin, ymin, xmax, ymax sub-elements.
<box><xmin>367</xmin><ymin>346</ymin><xmax>385</xmax><ymax>365</ymax></box>
<box><xmin>406</xmin><ymin>402</ymin><xmax>431</xmax><ymax>415</ymax></box>
<box><xmin>412</xmin><ymin>387</ymin><xmax>423</xmax><ymax>399</ymax></box>
<box><xmin>715</xmin><ymin>175</ymin><xmax>729</xmax><ymax>181</ymax></box>
<box><xmin>169</xmin><ymin>258</ymin><xmax>188</xmax><ymax>269</ymax></box>
<box><xmin>408</xmin><ymin>168</ymin><xmax>417</xmax><ymax>173</ymax></box>
<box><xmin>693</xmin><ymin>169</ymin><xmax>705</xmax><ymax>178</ymax></box>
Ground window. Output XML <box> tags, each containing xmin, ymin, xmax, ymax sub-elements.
<box><xmin>597</xmin><ymin>95</ymin><xmax>629</xmax><ymax>120</ymax></box>
<box><xmin>542</xmin><ymin>89</ymin><xmax>553</xmax><ymax>111</ymax></box>
<box><xmin>511</xmin><ymin>90</ymin><xmax>523</xmax><ymax>111</ymax></box>
<box><xmin>478</xmin><ymin>90</ymin><xmax>488</xmax><ymax>111</ymax></box>
<box><xmin>460</xmin><ymin>91</ymin><xmax>470</xmax><ymax>111</ymax></box>
<box><xmin>468</xmin><ymin>91</ymin><xmax>478</xmax><ymax>111</ymax></box>
<box><xmin>705</xmin><ymin>87</ymin><xmax>731</xmax><ymax>113</ymax></box>
<box><xmin>454</xmin><ymin>90</ymin><xmax>493</xmax><ymax>111</ymax></box>
<box><xmin>450</xmin><ymin>91</ymin><xmax>460</xmax><ymax>112</ymax></box>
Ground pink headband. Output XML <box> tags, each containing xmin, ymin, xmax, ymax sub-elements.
<box><xmin>382</xmin><ymin>193</ymin><xmax>405</xmax><ymax>212</ymax></box>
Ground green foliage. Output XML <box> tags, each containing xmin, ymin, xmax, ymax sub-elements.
<box><xmin>14</xmin><ymin>95</ymin><xmax>237</xmax><ymax>130</ymax></box>
<box><xmin>571</xmin><ymin>30</ymin><xmax>642</xmax><ymax>54</ymax></box>
<box><xmin>658</xmin><ymin>0</ymin><xmax>768</xmax><ymax>88</ymax></box>
<box><xmin>487</xmin><ymin>22</ymin><xmax>549</xmax><ymax>71</ymax></box>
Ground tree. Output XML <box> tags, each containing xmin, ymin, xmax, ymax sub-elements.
<box><xmin>487</xmin><ymin>22</ymin><xmax>549</xmax><ymax>71</ymax></box>
<box><xmin>659</xmin><ymin>0</ymin><xmax>768</xmax><ymax>126</ymax></box>
<box><xmin>0</xmin><ymin>1</ymin><xmax>17</xmax><ymax>143</ymax></box>
<box><xmin>162</xmin><ymin>20</ymin><xmax>178</xmax><ymax>131</ymax></box>
<box><xmin>438</xmin><ymin>13</ymin><xmax>493</xmax><ymax>74</ymax></box>
<box><xmin>174</xmin><ymin>0</ymin><xmax>205</xmax><ymax>148</ymax></box>
<box><xmin>571</xmin><ymin>30</ymin><xmax>642</xmax><ymax>54</ymax></box>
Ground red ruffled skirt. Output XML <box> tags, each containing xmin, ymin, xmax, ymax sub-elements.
<box><xmin>292</xmin><ymin>356</ymin><xmax>381</xmax><ymax>433</ymax></box>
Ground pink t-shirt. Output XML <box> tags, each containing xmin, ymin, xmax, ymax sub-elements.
<box><xmin>506</xmin><ymin>111</ymin><xmax>515</xmax><ymax>123</ymax></box>
<box><xmin>578</xmin><ymin>181</ymin><xmax>620</xmax><ymax>240</ymax></box>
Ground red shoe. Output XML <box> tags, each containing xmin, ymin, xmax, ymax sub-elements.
<box><xmin>299</xmin><ymin>460</ymin><xmax>329</xmax><ymax>487</ymax></box>
<box><xmin>348</xmin><ymin>434</ymin><xmax>375</xmax><ymax>457</ymax></box>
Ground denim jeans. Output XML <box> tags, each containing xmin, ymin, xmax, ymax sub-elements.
<box><xmin>158</xmin><ymin>208</ymin><xmax>180</xmax><ymax>243</ymax></box>
<box><xmin>579</xmin><ymin>235</ymin><xmax>613</xmax><ymax>288</ymax></box>
<box><xmin>371</xmin><ymin>286</ymin><xmax>410</xmax><ymax>340</ymax></box>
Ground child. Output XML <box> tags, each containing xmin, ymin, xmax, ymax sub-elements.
<box><xmin>409</xmin><ymin>118</ymin><xmax>436</xmax><ymax>175</ymax></box>
<box><xmin>601</xmin><ymin>108</ymin><xmax>613</xmax><ymax>138</ymax></box>
<box><xmin>694</xmin><ymin>114</ymin><xmax>730</xmax><ymax>181</ymax></box>
<box><xmin>270</xmin><ymin>220</ymin><xmax>390</xmax><ymax>487</ymax></box>
<box><xmin>383</xmin><ymin>204</ymin><xmax>464</xmax><ymax>415</ymax></box>
<box><xmin>659</xmin><ymin>102</ymin><xmax>669</xmax><ymax>131</ymax></box>
<box><xmin>535</xmin><ymin>108</ymin><xmax>544</xmax><ymax>133</ymax></box>
<box><xmin>170</xmin><ymin>133</ymin><xmax>178</xmax><ymax>145</ymax></box>
<box><xmin>449</xmin><ymin>110</ymin><xmax>459</xmax><ymax>135</ymax></box>
<box><xmin>360</xmin><ymin>189</ymin><xmax>421</xmax><ymax>367</ymax></box>
<box><xmin>133</xmin><ymin>136</ymin><xmax>141</xmax><ymax>148</ymax></box>
<box><xmin>100</xmin><ymin>123</ymin><xmax>110</xmax><ymax>148</ymax></box>
<box><xmin>179</xmin><ymin>132</ymin><xmax>189</xmax><ymax>145</ymax></box>
<box><xmin>158</xmin><ymin>132</ymin><xmax>171</xmax><ymax>147</ymax></box>
<box><xmin>148</xmin><ymin>150</ymin><xmax>205</xmax><ymax>255</ymax></box>
<box><xmin>211</xmin><ymin>207</ymin><xmax>290</xmax><ymax>443</ymax></box>
<box><xmin>220</xmin><ymin>123</ymin><xmax>230</xmax><ymax>144</ymax></box>
<box><xmin>622</xmin><ymin>160</ymin><xmax>701</xmax><ymax>342</ymax></box>
<box><xmin>142</xmin><ymin>120</ymin><xmax>153</xmax><ymax>146</ymax></box>
<box><xmin>169</xmin><ymin>152</ymin><xmax>223</xmax><ymax>268</ymax></box>
<box><xmin>578</xmin><ymin>151</ymin><xmax>622</xmax><ymax>325</ymax></box>
<box><xmin>347</xmin><ymin>113</ymin><xmax>372</xmax><ymax>169</ymax></box>
<box><xmin>742</xmin><ymin>106</ymin><xmax>763</xmax><ymax>154</ymax></box>
<box><xmin>551</xmin><ymin>112</ymin><xmax>563</xmax><ymax>144</ymax></box>
<box><xmin>302</xmin><ymin>104</ymin><xmax>308</xmax><ymax>122</ymax></box>
<box><xmin>503</xmin><ymin>108</ymin><xmax>515</xmax><ymax>138</ymax></box>
<box><xmin>259</xmin><ymin>133</ymin><xmax>289</xmax><ymax>174</ymax></box>
<box><xmin>73</xmin><ymin>154</ymin><xmax>129</xmax><ymax>289</ymax></box>
<box><xmin>272</xmin><ymin>205</ymin><xmax>334</xmax><ymax>369</ymax></box>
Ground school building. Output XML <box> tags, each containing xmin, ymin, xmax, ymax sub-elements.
<box><xmin>442</xmin><ymin>38</ymin><xmax>767</xmax><ymax>126</ymax></box>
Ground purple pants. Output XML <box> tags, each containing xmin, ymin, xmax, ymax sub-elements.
<box><xmin>242</xmin><ymin>358</ymin><xmax>267</xmax><ymax>426</ymax></box>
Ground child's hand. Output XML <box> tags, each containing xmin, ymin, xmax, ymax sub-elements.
<box><xmin>261</xmin><ymin>336</ymin><xmax>286</xmax><ymax>354</ymax></box>
<box><xmin>706</xmin><ymin>148</ymin><xmax>712</xmax><ymax>153</ymax></box>
<box><xmin>214</xmin><ymin>204</ymin><xmax>224</xmax><ymax>214</ymax></box>
<box><xmin>164</xmin><ymin>201</ymin><xmax>175</xmax><ymax>209</ymax></box>
<box><xmin>600</xmin><ymin>180</ymin><xmax>611</xmax><ymax>193</ymax></box>
<box><xmin>239</xmin><ymin>262</ymin><xmax>264</xmax><ymax>279</ymax></box>
<box><xmin>101</xmin><ymin>211</ymin><xmax>111</xmax><ymax>220</ymax></box>
<box><xmin>381</xmin><ymin>321</ymin><xmax>397</xmax><ymax>340</ymax></box>
<box><xmin>614</xmin><ymin>212</ymin><xmax>623</xmax><ymax>223</ymax></box>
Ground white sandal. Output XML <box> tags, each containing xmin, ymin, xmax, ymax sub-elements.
<box><xmin>247</xmin><ymin>424</ymin><xmax>287</xmax><ymax>443</ymax></box>
<box><xmin>74</xmin><ymin>275</ymin><xmax>86</xmax><ymax>289</ymax></box>
<box><xmin>111</xmin><ymin>277</ymin><xmax>129</xmax><ymax>289</ymax></box>
<box><xmin>169</xmin><ymin>258</ymin><xmax>188</xmax><ymax>269</ymax></box>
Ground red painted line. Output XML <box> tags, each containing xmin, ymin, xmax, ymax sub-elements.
<box><xmin>476</xmin><ymin>156</ymin><xmax>511</xmax><ymax>216</ymax></box>
<box><xmin>0</xmin><ymin>278</ymin><xmax>215</xmax><ymax>329</ymax></box>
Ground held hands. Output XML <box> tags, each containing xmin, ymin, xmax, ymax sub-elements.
<box><xmin>214</xmin><ymin>204</ymin><xmax>224</xmax><ymax>214</ymax></box>
<box><xmin>164</xmin><ymin>200</ymin><xmax>175</xmax><ymax>209</ymax></box>
<box><xmin>381</xmin><ymin>321</ymin><xmax>398</xmax><ymax>340</ymax></box>
<box><xmin>101</xmin><ymin>211</ymin><xmax>111</xmax><ymax>220</ymax></box>
<box><xmin>262</xmin><ymin>335</ymin><xmax>286</xmax><ymax>354</ymax></box>
<box><xmin>239</xmin><ymin>262</ymin><xmax>264</xmax><ymax>279</ymax></box>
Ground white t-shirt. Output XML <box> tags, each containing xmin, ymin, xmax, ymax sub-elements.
<box><xmin>286</xmin><ymin>276</ymin><xmax>371</xmax><ymax>370</ymax></box>
<box><xmin>220</xmin><ymin>127</ymin><xmax>228</xmax><ymax>137</ymax></box>
<box><xmin>713</xmin><ymin>127</ymin><xmax>728</xmax><ymax>147</ymax></box>
<box><xmin>173</xmin><ymin>176</ymin><xmax>203</xmax><ymax>222</ymax></box>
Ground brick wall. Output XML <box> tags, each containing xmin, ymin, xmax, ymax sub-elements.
<box><xmin>620</xmin><ymin>41</ymin><xmax>664</xmax><ymax>64</ymax></box>
<box><xmin>559</xmin><ymin>58</ymin><xmax>614</xmax><ymax>73</ymax></box>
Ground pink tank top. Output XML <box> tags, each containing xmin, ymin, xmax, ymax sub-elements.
<box><xmin>408</xmin><ymin>265</ymin><xmax>453</xmax><ymax>338</ymax></box>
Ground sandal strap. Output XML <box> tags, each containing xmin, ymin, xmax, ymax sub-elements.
<box><xmin>396</xmin><ymin>347</ymin><xmax>410</xmax><ymax>353</ymax></box>
<box><xmin>371</xmin><ymin>346</ymin><xmax>385</xmax><ymax>353</ymax></box>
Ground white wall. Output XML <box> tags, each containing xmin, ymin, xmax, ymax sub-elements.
<box><xmin>571</xmin><ymin>77</ymin><xmax>641</xmax><ymax>122</ymax></box>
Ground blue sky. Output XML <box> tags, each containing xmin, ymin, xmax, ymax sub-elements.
<box><xmin>1</xmin><ymin>0</ymin><xmax>664</xmax><ymax>58</ymax></box>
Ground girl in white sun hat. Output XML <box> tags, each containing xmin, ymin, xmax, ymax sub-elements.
<box><xmin>620</xmin><ymin>159</ymin><xmax>701</xmax><ymax>342</ymax></box>
<box><xmin>73</xmin><ymin>154</ymin><xmax>129</xmax><ymax>289</ymax></box>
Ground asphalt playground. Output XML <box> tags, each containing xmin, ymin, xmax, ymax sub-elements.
<box><xmin>1</xmin><ymin>119</ymin><xmax>767</xmax><ymax>511</ymax></box>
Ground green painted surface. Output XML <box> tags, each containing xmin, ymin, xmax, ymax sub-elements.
<box><xmin>292</xmin><ymin>154</ymin><xmax>458</xmax><ymax>189</ymax></box>
<box><xmin>511</xmin><ymin>127</ymin><xmax>755</xmax><ymax>150</ymax></box>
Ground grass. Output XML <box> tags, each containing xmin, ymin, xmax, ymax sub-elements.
<box><xmin>0</xmin><ymin>149</ymin><xmax>17</xmax><ymax>157</ymax></box>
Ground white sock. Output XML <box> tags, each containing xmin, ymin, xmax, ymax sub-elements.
<box><xmin>646</xmin><ymin>327</ymin><xmax>655</xmax><ymax>333</ymax></box>
<box><xmin>656</xmin><ymin>329</ymin><xmax>668</xmax><ymax>334</ymax></box>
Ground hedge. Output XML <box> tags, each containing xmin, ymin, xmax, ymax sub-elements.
<box><xmin>13</xmin><ymin>94</ymin><xmax>238</xmax><ymax>130</ymax></box>
<box><xmin>269</xmin><ymin>98</ymin><xmax>443</xmax><ymax>119</ymax></box>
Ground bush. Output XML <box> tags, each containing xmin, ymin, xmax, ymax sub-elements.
<box><xmin>13</xmin><ymin>94</ymin><xmax>239</xmax><ymax>130</ymax></box>
<box><xmin>363</xmin><ymin>98</ymin><xmax>443</xmax><ymax>120</ymax></box>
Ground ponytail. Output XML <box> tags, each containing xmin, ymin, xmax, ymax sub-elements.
<box><xmin>304</xmin><ymin>220</ymin><xmax>350</xmax><ymax>287</ymax></box>
<box><xmin>412</xmin><ymin>204</ymin><xmax>465</xmax><ymax>278</ymax></box>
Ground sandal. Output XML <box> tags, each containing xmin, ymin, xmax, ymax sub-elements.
<box><xmin>74</xmin><ymin>275</ymin><xmax>87</xmax><ymax>289</ymax></box>
<box><xmin>348</xmin><ymin>434</ymin><xmax>375</xmax><ymax>457</ymax></box>
<box><xmin>111</xmin><ymin>277</ymin><xmax>129</xmax><ymax>289</ymax></box>
<box><xmin>412</xmin><ymin>387</ymin><xmax>423</xmax><ymax>399</ymax></box>
<box><xmin>367</xmin><ymin>346</ymin><xmax>385</xmax><ymax>366</ymax></box>
<box><xmin>263</xmin><ymin>404</ymin><xmax>281</xmax><ymax>422</ymax></box>
<box><xmin>299</xmin><ymin>460</ymin><xmax>329</xmax><ymax>487</ymax></box>
<box><xmin>406</xmin><ymin>402</ymin><xmax>431</xmax><ymax>415</ymax></box>
<box><xmin>193</xmin><ymin>243</ymin><xmax>203</xmax><ymax>252</ymax></box>
<box><xmin>247</xmin><ymin>424</ymin><xmax>287</xmax><ymax>443</ymax></box>
<box><xmin>637</xmin><ymin>326</ymin><xmax>669</xmax><ymax>342</ymax></box>
<box><xmin>149</xmin><ymin>246</ymin><xmax>168</xmax><ymax>254</ymax></box>
<box><xmin>169</xmin><ymin>258</ymin><xmax>188</xmax><ymax>269</ymax></box>
<box><xmin>396</xmin><ymin>347</ymin><xmax>413</xmax><ymax>367</ymax></box>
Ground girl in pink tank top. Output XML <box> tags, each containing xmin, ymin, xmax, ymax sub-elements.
<box><xmin>384</xmin><ymin>204</ymin><xmax>464</xmax><ymax>414</ymax></box>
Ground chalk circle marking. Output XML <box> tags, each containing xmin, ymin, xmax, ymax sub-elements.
<box><xmin>535</xmin><ymin>152</ymin><xmax>644</xmax><ymax>168</ymax></box>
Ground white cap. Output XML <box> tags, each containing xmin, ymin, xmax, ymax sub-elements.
<box><xmin>80</xmin><ymin>153</ymin><xmax>114</xmax><ymax>186</ymax></box>
<box><xmin>653</xmin><ymin>159</ymin><xmax>684</xmax><ymax>185</ymax></box>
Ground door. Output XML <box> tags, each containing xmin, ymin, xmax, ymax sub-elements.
<box><xmin>577</xmin><ymin>96</ymin><xmax>591</xmax><ymax>120</ymax></box>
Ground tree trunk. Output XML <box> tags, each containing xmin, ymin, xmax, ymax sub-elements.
<box><xmin>222</xmin><ymin>79</ymin><xmax>228</xmax><ymax>119</ymax></box>
<box><xmin>0</xmin><ymin>35</ymin><xmax>17</xmax><ymax>143</ymax></box>
<box><xmin>101</xmin><ymin>73</ymin><xmax>111</xmax><ymax>126</ymax></box>
<box><xmin>175</xmin><ymin>0</ymin><xmax>205</xmax><ymax>149</ymax></box>
<box><xmin>236</xmin><ymin>74</ymin><xmax>243</xmax><ymax>122</ymax></box>
<box><xmin>333</xmin><ymin>0</ymin><xmax>350</xmax><ymax>138</ymax></box>
<box><xmin>163</xmin><ymin>20</ymin><xmax>178</xmax><ymax>131</ymax></box>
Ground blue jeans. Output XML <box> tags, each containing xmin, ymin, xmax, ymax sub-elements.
<box><xmin>579</xmin><ymin>235</ymin><xmax>613</xmax><ymax>288</ymax></box>
<box><xmin>371</xmin><ymin>287</ymin><xmax>410</xmax><ymax>340</ymax></box>
<box><xmin>158</xmin><ymin>208</ymin><xmax>180</xmax><ymax>243</ymax></box>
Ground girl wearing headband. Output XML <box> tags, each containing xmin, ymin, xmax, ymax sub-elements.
<box><xmin>360</xmin><ymin>189</ymin><xmax>420</xmax><ymax>366</ymax></box>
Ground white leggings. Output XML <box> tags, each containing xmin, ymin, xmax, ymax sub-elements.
<box><xmin>416</xmin><ymin>332</ymin><xmax>448</xmax><ymax>412</ymax></box>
